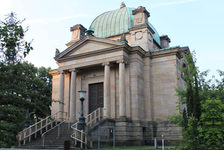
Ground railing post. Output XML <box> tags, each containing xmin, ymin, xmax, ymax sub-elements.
<box><xmin>81</xmin><ymin>133</ymin><xmax>83</xmax><ymax>149</ymax></box>
<box><xmin>55</xmin><ymin>113</ymin><xmax>57</xmax><ymax>125</ymax></box>
<box><xmin>75</xmin><ymin>131</ymin><xmax>77</xmax><ymax>146</ymax></box>
<box><xmin>23</xmin><ymin>131</ymin><xmax>26</xmax><ymax>145</ymax></box>
<box><xmin>85</xmin><ymin>134</ymin><xmax>87</xmax><ymax>149</ymax></box>
<box><xmin>40</xmin><ymin>120</ymin><xmax>43</xmax><ymax>134</ymax></box>
<box><xmin>58</xmin><ymin>124</ymin><xmax>60</xmax><ymax>137</ymax></box>
<box><xmin>95</xmin><ymin>110</ymin><xmax>97</xmax><ymax>123</ymax></box>
<box><xmin>98</xmin><ymin>108</ymin><xmax>101</xmax><ymax>120</ymax></box>
<box><xmin>50</xmin><ymin>118</ymin><xmax>53</xmax><ymax>128</ymax></box>
<box><xmin>42</xmin><ymin>135</ymin><xmax>45</xmax><ymax>148</ymax></box>
<box><xmin>87</xmin><ymin>115</ymin><xmax>89</xmax><ymax>124</ymax></box>
<box><xmin>101</xmin><ymin>108</ymin><xmax>103</xmax><ymax>118</ymax></box>
<box><xmin>89</xmin><ymin>114</ymin><xmax>91</xmax><ymax>126</ymax></box>
<box><xmin>28</xmin><ymin>128</ymin><xmax>31</xmax><ymax>142</ymax></box>
<box><xmin>35</xmin><ymin>123</ymin><xmax>37</xmax><ymax>138</ymax></box>
<box><xmin>45</xmin><ymin>118</ymin><xmax>48</xmax><ymax>131</ymax></box>
<box><xmin>18</xmin><ymin>134</ymin><xmax>21</xmax><ymax>146</ymax></box>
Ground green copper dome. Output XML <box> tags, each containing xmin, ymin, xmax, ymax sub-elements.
<box><xmin>89</xmin><ymin>6</ymin><xmax>161</xmax><ymax>46</ymax></box>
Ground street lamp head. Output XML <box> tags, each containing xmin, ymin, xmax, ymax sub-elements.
<box><xmin>78</xmin><ymin>90</ymin><xmax>86</xmax><ymax>100</ymax></box>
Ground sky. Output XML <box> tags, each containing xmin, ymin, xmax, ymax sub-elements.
<box><xmin>0</xmin><ymin>0</ymin><xmax>223</xmax><ymax>79</ymax></box>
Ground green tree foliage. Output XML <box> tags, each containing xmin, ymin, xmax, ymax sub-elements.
<box><xmin>0</xmin><ymin>62</ymin><xmax>52</xmax><ymax>147</ymax></box>
<box><xmin>0</xmin><ymin>12</ymin><xmax>33</xmax><ymax>64</ymax></box>
<box><xmin>173</xmin><ymin>52</ymin><xmax>224</xmax><ymax>149</ymax></box>
<box><xmin>177</xmin><ymin>52</ymin><xmax>202</xmax><ymax>125</ymax></box>
<box><xmin>0</xmin><ymin>13</ymin><xmax>52</xmax><ymax>148</ymax></box>
<box><xmin>198</xmin><ymin>99</ymin><xmax>224</xmax><ymax>150</ymax></box>
<box><xmin>182</xmin><ymin>117</ymin><xmax>200</xmax><ymax>150</ymax></box>
<box><xmin>216</xmin><ymin>70</ymin><xmax>224</xmax><ymax>101</ymax></box>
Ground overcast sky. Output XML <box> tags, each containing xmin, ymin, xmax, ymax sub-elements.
<box><xmin>0</xmin><ymin>0</ymin><xmax>223</xmax><ymax>79</ymax></box>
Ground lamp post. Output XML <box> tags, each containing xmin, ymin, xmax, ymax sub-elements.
<box><xmin>78</xmin><ymin>90</ymin><xmax>86</xmax><ymax>131</ymax></box>
<box><xmin>24</xmin><ymin>97</ymin><xmax>31</xmax><ymax>128</ymax></box>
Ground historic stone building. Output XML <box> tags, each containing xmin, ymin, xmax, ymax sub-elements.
<box><xmin>49</xmin><ymin>3</ymin><xmax>188</xmax><ymax>145</ymax></box>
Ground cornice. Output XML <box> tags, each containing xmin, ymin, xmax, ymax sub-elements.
<box><xmin>57</xmin><ymin>44</ymin><xmax>129</xmax><ymax>63</ymax></box>
<box><xmin>129</xmin><ymin>24</ymin><xmax>155</xmax><ymax>34</ymax></box>
<box><xmin>177</xmin><ymin>46</ymin><xmax>190</xmax><ymax>59</ymax></box>
<box><xmin>129</xmin><ymin>46</ymin><xmax>146</xmax><ymax>58</ymax></box>
<box><xmin>48</xmin><ymin>69</ymin><xmax>58</xmax><ymax>75</ymax></box>
<box><xmin>55</xmin><ymin>35</ymin><xmax>124</xmax><ymax>61</ymax></box>
<box><xmin>150</xmin><ymin>47</ymin><xmax>180</xmax><ymax>59</ymax></box>
<box><xmin>55</xmin><ymin>36</ymin><xmax>88</xmax><ymax>60</ymax></box>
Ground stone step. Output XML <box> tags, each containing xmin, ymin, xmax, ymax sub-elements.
<box><xmin>12</xmin><ymin>146</ymin><xmax>81</xmax><ymax>150</ymax></box>
<box><xmin>18</xmin><ymin>123</ymin><xmax>76</xmax><ymax>149</ymax></box>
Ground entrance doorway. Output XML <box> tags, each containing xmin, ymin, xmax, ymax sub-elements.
<box><xmin>88</xmin><ymin>82</ymin><xmax>103</xmax><ymax>114</ymax></box>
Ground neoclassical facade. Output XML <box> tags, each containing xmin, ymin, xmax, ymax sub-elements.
<box><xmin>49</xmin><ymin>3</ymin><xmax>187</xmax><ymax>145</ymax></box>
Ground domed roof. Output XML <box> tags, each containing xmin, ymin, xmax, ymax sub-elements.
<box><xmin>89</xmin><ymin>6</ymin><xmax>161</xmax><ymax>46</ymax></box>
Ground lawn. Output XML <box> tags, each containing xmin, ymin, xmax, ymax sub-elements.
<box><xmin>94</xmin><ymin>145</ymin><xmax>175</xmax><ymax>150</ymax></box>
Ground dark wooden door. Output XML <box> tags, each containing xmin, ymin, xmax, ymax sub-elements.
<box><xmin>88</xmin><ymin>83</ymin><xmax>103</xmax><ymax>114</ymax></box>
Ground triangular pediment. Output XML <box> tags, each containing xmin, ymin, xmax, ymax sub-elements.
<box><xmin>56</xmin><ymin>36</ymin><xmax>123</xmax><ymax>61</ymax></box>
<box><xmin>70</xmin><ymin>40</ymin><xmax>115</xmax><ymax>55</ymax></box>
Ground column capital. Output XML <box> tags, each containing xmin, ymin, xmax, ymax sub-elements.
<box><xmin>69</xmin><ymin>68</ymin><xmax>78</xmax><ymax>72</ymax></box>
<box><xmin>58</xmin><ymin>70</ymin><xmax>65</xmax><ymax>74</ymax></box>
<box><xmin>116</xmin><ymin>59</ymin><xmax>128</xmax><ymax>64</ymax></box>
<box><xmin>102</xmin><ymin>62</ymin><xmax>110</xmax><ymax>66</ymax></box>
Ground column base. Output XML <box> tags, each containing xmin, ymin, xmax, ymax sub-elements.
<box><xmin>117</xmin><ymin>116</ymin><xmax>129</xmax><ymax>122</ymax></box>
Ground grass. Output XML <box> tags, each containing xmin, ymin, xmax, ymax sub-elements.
<box><xmin>93</xmin><ymin>145</ymin><xmax>175</xmax><ymax>150</ymax></box>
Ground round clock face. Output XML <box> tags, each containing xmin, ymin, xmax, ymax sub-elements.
<box><xmin>136</xmin><ymin>31</ymin><xmax>143</xmax><ymax>40</ymax></box>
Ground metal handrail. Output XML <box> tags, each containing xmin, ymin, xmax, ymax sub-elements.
<box><xmin>71</xmin><ymin>122</ymin><xmax>86</xmax><ymax>134</ymax></box>
<box><xmin>17</xmin><ymin>111</ymin><xmax>67</xmax><ymax>145</ymax></box>
<box><xmin>42</xmin><ymin>117</ymin><xmax>67</xmax><ymax>147</ymax></box>
<box><xmin>70</xmin><ymin>107</ymin><xmax>103</xmax><ymax>148</ymax></box>
<box><xmin>86</xmin><ymin>107</ymin><xmax>103</xmax><ymax>127</ymax></box>
<box><xmin>71</xmin><ymin>122</ymin><xmax>87</xmax><ymax>149</ymax></box>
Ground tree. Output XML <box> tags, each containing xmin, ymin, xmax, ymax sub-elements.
<box><xmin>0</xmin><ymin>62</ymin><xmax>52</xmax><ymax>147</ymax></box>
<box><xmin>216</xmin><ymin>70</ymin><xmax>224</xmax><ymax>101</ymax></box>
<box><xmin>0</xmin><ymin>12</ymin><xmax>33</xmax><ymax>64</ymax></box>
<box><xmin>182</xmin><ymin>117</ymin><xmax>201</xmax><ymax>150</ymax></box>
<box><xmin>177</xmin><ymin>52</ymin><xmax>202</xmax><ymax>126</ymax></box>
<box><xmin>198</xmin><ymin>99</ymin><xmax>224</xmax><ymax>150</ymax></box>
<box><xmin>0</xmin><ymin>13</ymin><xmax>52</xmax><ymax>148</ymax></box>
<box><xmin>172</xmin><ymin>51</ymin><xmax>224</xmax><ymax>149</ymax></box>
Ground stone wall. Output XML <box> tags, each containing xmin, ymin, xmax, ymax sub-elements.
<box><xmin>51</xmin><ymin>73</ymin><xmax>60</xmax><ymax>116</ymax></box>
<box><xmin>88</xmin><ymin>118</ymin><xmax>182</xmax><ymax>147</ymax></box>
<box><xmin>129</xmin><ymin>53</ymin><xmax>145</xmax><ymax>120</ymax></box>
<box><xmin>151</xmin><ymin>55</ymin><xmax>179</xmax><ymax>121</ymax></box>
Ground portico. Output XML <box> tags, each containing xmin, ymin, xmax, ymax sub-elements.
<box><xmin>54</xmin><ymin>36</ymin><xmax>130</xmax><ymax>122</ymax></box>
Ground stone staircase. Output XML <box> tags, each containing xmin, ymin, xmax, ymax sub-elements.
<box><xmin>18</xmin><ymin>123</ymin><xmax>76</xmax><ymax>149</ymax></box>
<box><xmin>17</xmin><ymin>108</ymin><xmax>104</xmax><ymax>149</ymax></box>
<box><xmin>70</xmin><ymin>107</ymin><xmax>103</xmax><ymax>149</ymax></box>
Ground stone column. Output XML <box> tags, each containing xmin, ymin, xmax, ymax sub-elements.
<box><xmin>118</xmin><ymin>60</ymin><xmax>126</xmax><ymax>117</ymax></box>
<box><xmin>58</xmin><ymin>71</ymin><xmax>64</xmax><ymax>120</ymax></box>
<box><xmin>70</xmin><ymin>69</ymin><xmax>77</xmax><ymax>122</ymax></box>
<box><xmin>103</xmin><ymin>62</ymin><xmax>110</xmax><ymax>118</ymax></box>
